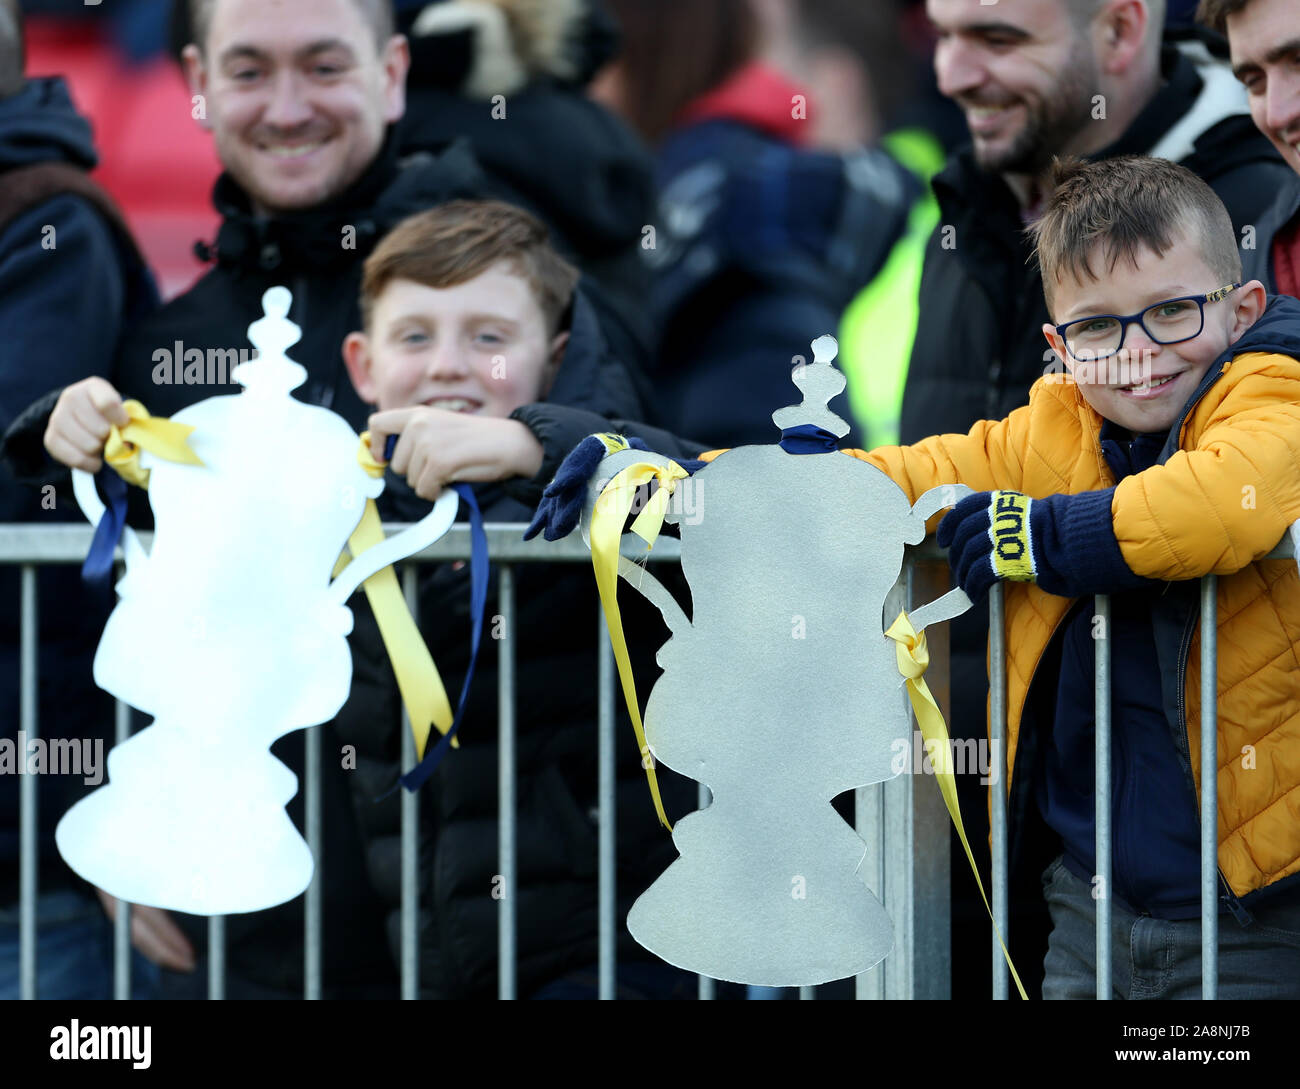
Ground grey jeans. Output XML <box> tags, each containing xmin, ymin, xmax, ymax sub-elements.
<box><xmin>1041</xmin><ymin>854</ymin><xmax>1300</xmax><ymax>999</ymax></box>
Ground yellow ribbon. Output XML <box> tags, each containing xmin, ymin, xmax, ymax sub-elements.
<box><xmin>104</xmin><ymin>399</ymin><xmax>204</xmax><ymax>486</ymax></box>
<box><xmin>349</xmin><ymin>434</ymin><xmax>455</xmax><ymax>759</ymax></box>
<box><xmin>885</xmin><ymin>610</ymin><xmax>1028</xmax><ymax>1000</ymax></box>
<box><xmin>590</xmin><ymin>459</ymin><xmax>689</xmax><ymax>830</ymax></box>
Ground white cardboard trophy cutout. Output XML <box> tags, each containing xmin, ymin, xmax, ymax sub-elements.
<box><xmin>58</xmin><ymin>287</ymin><xmax>458</xmax><ymax>915</ymax></box>
<box><xmin>582</xmin><ymin>336</ymin><xmax>972</xmax><ymax>986</ymax></box>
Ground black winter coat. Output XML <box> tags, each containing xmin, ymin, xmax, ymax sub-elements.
<box><xmin>1</xmin><ymin>132</ymin><xmax>492</xmax><ymax>484</ymax></box>
<box><xmin>394</xmin><ymin>0</ymin><xmax>658</xmax><ymax>387</ymax></box>
<box><xmin>0</xmin><ymin>78</ymin><xmax>157</xmax><ymax>908</ymax></box>
<box><xmin>398</xmin><ymin>85</ymin><xmax>657</xmax><ymax>386</ymax></box>
<box><xmin>334</xmin><ymin>291</ymin><xmax>698</xmax><ymax>998</ymax></box>
<box><xmin>0</xmin><ymin>130</ymin><xmax>502</xmax><ymax>995</ymax></box>
<box><xmin>646</xmin><ymin>116</ymin><xmax>916</xmax><ymax>451</ymax></box>
<box><xmin>1243</xmin><ymin>172</ymin><xmax>1300</xmax><ymax>293</ymax></box>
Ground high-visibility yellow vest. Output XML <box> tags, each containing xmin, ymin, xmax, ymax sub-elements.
<box><xmin>839</xmin><ymin>128</ymin><xmax>945</xmax><ymax>449</ymax></box>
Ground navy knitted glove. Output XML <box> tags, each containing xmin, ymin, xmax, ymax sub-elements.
<box><xmin>524</xmin><ymin>433</ymin><xmax>649</xmax><ymax>542</ymax></box>
<box><xmin>937</xmin><ymin>487</ymin><xmax>1152</xmax><ymax>601</ymax></box>
<box><xmin>937</xmin><ymin>491</ymin><xmax>1044</xmax><ymax>601</ymax></box>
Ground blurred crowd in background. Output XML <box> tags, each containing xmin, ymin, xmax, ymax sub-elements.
<box><xmin>1</xmin><ymin>0</ymin><xmax>1277</xmax><ymax>1002</ymax></box>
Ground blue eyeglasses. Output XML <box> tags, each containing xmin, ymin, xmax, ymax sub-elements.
<box><xmin>1055</xmin><ymin>282</ymin><xmax>1241</xmax><ymax>361</ymax></box>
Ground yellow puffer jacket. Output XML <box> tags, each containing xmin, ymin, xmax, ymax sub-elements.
<box><xmin>854</xmin><ymin>324</ymin><xmax>1300</xmax><ymax>901</ymax></box>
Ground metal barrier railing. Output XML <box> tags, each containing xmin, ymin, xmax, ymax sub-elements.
<box><xmin>987</xmin><ymin>528</ymin><xmax>1299</xmax><ymax>1001</ymax></box>
<box><xmin>7</xmin><ymin>521</ymin><xmax>1293</xmax><ymax>1000</ymax></box>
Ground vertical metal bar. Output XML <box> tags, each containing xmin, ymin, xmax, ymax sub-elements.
<box><xmin>498</xmin><ymin>565</ymin><xmax>517</xmax><ymax>1000</ymax></box>
<box><xmin>858</xmin><ymin>559</ymin><xmax>913</xmax><ymax>1000</ymax></box>
<box><xmin>697</xmin><ymin>782</ymin><xmax>715</xmax><ymax>1000</ymax></box>
<box><xmin>1094</xmin><ymin>595</ymin><xmax>1112</xmax><ymax>1000</ymax></box>
<box><xmin>798</xmin><ymin>986</ymin><xmax>816</xmax><ymax>1000</ymax></box>
<box><xmin>304</xmin><ymin>702</ymin><xmax>322</xmax><ymax>1001</ymax></box>
<box><xmin>114</xmin><ymin>698</ymin><xmax>132</xmax><ymax>1000</ymax></box>
<box><xmin>597</xmin><ymin>609</ymin><xmax>616</xmax><ymax>1000</ymax></box>
<box><xmin>895</xmin><ymin>559</ymin><xmax>952</xmax><ymax>999</ymax></box>
<box><xmin>988</xmin><ymin>583</ymin><xmax>1008</xmax><ymax>1000</ymax></box>
<box><xmin>856</xmin><ymin>779</ymin><xmax>885</xmax><ymax>1000</ymax></box>
<box><xmin>882</xmin><ymin>567</ymin><xmax>914</xmax><ymax>999</ymax></box>
<box><xmin>883</xmin><ymin>743</ymin><xmax>914</xmax><ymax>998</ymax></box>
<box><xmin>19</xmin><ymin>565</ymin><xmax>37</xmax><ymax>1000</ymax></box>
<box><xmin>401</xmin><ymin>565</ymin><xmax>419</xmax><ymax>1001</ymax></box>
<box><xmin>208</xmin><ymin>916</ymin><xmax>225</xmax><ymax>1000</ymax></box>
<box><xmin>1200</xmin><ymin>575</ymin><xmax>1218</xmax><ymax>999</ymax></box>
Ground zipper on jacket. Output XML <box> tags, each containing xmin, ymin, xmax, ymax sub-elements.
<box><xmin>1173</xmin><ymin>600</ymin><xmax>1253</xmax><ymax>926</ymax></box>
<box><xmin>1159</xmin><ymin>360</ymin><xmax>1252</xmax><ymax>925</ymax></box>
<box><xmin>1075</xmin><ymin>402</ymin><xmax>1250</xmax><ymax>922</ymax></box>
<box><xmin>1004</xmin><ymin>600</ymin><xmax>1076</xmax><ymax>870</ymax></box>
<box><xmin>1003</xmin><ymin>413</ymin><xmax>1116</xmax><ymax>850</ymax></box>
<box><xmin>291</xmin><ymin>273</ymin><xmax>336</xmax><ymax>411</ymax></box>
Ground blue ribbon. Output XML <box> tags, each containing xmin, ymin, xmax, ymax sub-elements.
<box><xmin>779</xmin><ymin>424</ymin><xmax>839</xmax><ymax>455</ymax></box>
<box><xmin>397</xmin><ymin>482</ymin><xmax>488</xmax><ymax>791</ymax></box>
<box><xmin>377</xmin><ymin>436</ymin><xmax>490</xmax><ymax>792</ymax></box>
<box><xmin>81</xmin><ymin>468</ymin><xmax>129</xmax><ymax>583</ymax></box>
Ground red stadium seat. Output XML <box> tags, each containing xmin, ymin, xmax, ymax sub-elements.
<box><xmin>24</xmin><ymin>17</ymin><xmax>221</xmax><ymax>300</ymax></box>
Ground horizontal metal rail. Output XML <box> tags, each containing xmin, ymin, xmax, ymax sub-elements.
<box><xmin>8</xmin><ymin>520</ymin><xmax>1293</xmax><ymax>1001</ymax></box>
<box><xmin>1</xmin><ymin>524</ymin><xmax>1295</xmax><ymax>565</ymax></box>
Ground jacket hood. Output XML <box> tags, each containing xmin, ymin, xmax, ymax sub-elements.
<box><xmin>1144</xmin><ymin>41</ymin><xmax>1250</xmax><ymax>162</ymax></box>
<box><xmin>395</xmin><ymin>1</ymin><xmax>652</xmax><ymax>258</ymax></box>
<box><xmin>675</xmin><ymin>63</ymin><xmax>812</xmax><ymax>147</ymax></box>
<box><xmin>1245</xmin><ymin>175</ymin><xmax>1300</xmax><ymax>287</ymax></box>
<box><xmin>1221</xmin><ymin>292</ymin><xmax>1300</xmax><ymax>361</ymax></box>
<box><xmin>403</xmin><ymin>0</ymin><xmax>592</xmax><ymax>97</ymax></box>
<box><xmin>1148</xmin><ymin>293</ymin><xmax>1300</xmax><ymax>467</ymax></box>
<box><xmin>544</xmin><ymin>284</ymin><xmax>637</xmax><ymax>416</ymax></box>
<box><xmin>1101</xmin><ymin>39</ymin><xmax>1250</xmax><ymax>164</ymax></box>
<box><xmin>0</xmin><ymin>77</ymin><xmax>97</xmax><ymax>172</ymax></box>
<box><xmin>205</xmin><ymin>130</ymin><xmax>489</xmax><ymax>273</ymax></box>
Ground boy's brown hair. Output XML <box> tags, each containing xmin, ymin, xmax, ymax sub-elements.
<box><xmin>1195</xmin><ymin>0</ymin><xmax>1251</xmax><ymax>34</ymax></box>
<box><xmin>360</xmin><ymin>200</ymin><xmax>581</xmax><ymax>334</ymax></box>
<box><xmin>1030</xmin><ymin>156</ymin><xmax>1242</xmax><ymax>316</ymax></box>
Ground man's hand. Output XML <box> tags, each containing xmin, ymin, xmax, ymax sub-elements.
<box><xmin>94</xmin><ymin>887</ymin><xmax>196</xmax><ymax>972</ymax></box>
<box><xmin>44</xmin><ymin>377</ymin><xmax>129</xmax><ymax>472</ymax></box>
<box><xmin>367</xmin><ymin>407</ymin><xmax>544</xmax><ymax>500</ymax></box>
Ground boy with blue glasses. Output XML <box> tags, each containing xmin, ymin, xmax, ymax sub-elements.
<box><xmin>535</xmin><ymin>154</ymin><xmax>1300</xmax><ymax>997</ymax></box>
<box><xmin>866</xmin><ymin>154</ymin><xmax>1300</xmax><ymax>997</ymax></box>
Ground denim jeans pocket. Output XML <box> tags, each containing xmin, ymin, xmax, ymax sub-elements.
<box><xmin>1247</xmin><ymin>891</ymin><xmax>1300</xmax><ymax>949</ymax></box>
<box><xmin>1041</xmin><ymin>853</ymin><xmax>1068</xmax><ymax>892</ymax></box>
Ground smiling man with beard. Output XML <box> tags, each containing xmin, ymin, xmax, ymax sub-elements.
<box><xmin>892</xmin><ymin>0</ymin><xmax>1289</xmax><ymax>1000</ymax></box>
<box><xmin>901</xmin><ymin>0</ymin><xmax>1286</xmax><ymax>439</ymax></box>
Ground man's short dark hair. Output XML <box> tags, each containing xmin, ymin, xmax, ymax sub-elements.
<box><xmin>0</xmin><ymin>0</ymin><xmax>24</xmax><ymax>100</ymax></box>
<box><xmin>1196</xmin><ymin>0</ymin><xmax>1252</xmax><ymax>34</ymax></box>
<box><xmin>187</xmin><ymin>0</ymin><xmax>396</xmax><ymax>54</ymax></box>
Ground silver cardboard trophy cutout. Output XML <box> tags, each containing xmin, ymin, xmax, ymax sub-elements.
<box><xmin>59</xmin><ymin>287</ymin><xmax>458</xmax><ymax>915</ymax></box>
<box><xmin>581</xmin><ymin>335</ymin><xmax>972</xmax><ymax>986</ymax></box>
